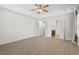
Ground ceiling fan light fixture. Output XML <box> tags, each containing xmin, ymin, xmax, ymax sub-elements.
<box><xmin>37</xmin><ymin>9</ymin><xmax>42</xmax><ymax>12</ymax></box>
<box><xmin>31</xmin><ymin>4</ymin><xmax>49</xmax><ymax>14</ymax></box>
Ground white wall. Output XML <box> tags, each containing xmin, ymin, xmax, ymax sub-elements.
<box><xmin>44</xmin><ymin>12</ymin><xmax>75</xmax><ymax>40</ymax></box>
<box><xmin>0</xmin><ymin>5</ymin><xmax>76</xmax><ymax>45</ymax></box>
<box><xmin>0</xmin><ymin>7</ymin><xmax>38</xmax><ymax>45</ymax></box>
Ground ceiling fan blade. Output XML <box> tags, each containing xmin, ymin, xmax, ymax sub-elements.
<box><xmin>38</xmin><ymin>11</ymin><xmax>40</xmax><ymax>14</ymax></box>
<box><xmin>43</xmin><ymin>5</ymin><xmax>49</xmax><ymax>8</ymax></box>
<box><xmin>43</xmin><ymin>9</ymin><xmax>48</xmax><ymax>12</ymax></box>
<box><xmin>35</xmin><ymin>4</ymin><xmax>38</xmax><ymax>7</ymax></box>
<box><xmin>31</xmin><ymin>9</ymin><xmax>36</xmax><ymax>11</ymax></box>
<box><xmin>39</xmin><ymin>4</ymin><xmax>42</xmax><ymax>8</ymax></box>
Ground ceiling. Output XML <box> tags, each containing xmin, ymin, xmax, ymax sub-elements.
<box><xmin>1</xmin><ymin>4</ymin><xmax>79</xmax><ymax>19</ymax></box>
<box><xmin>16</xmin><ymin>4</ymin><xmax>79</xmax><ymax>18</ymax></box>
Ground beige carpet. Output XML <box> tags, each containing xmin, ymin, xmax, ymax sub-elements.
<box><xmin>0</xmin><ymin>36</ymin><xmax>79</xmax><ymax>55</ymax></box>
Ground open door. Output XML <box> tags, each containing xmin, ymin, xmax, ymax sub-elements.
<box><xmin>56</xmin><ymin>20</ymin><xmax>64</xmax><ymax>39</ymax></box>
<box><xmin>38</xmin><ymin>20</ymin><xmax>46</xmax><ymax>36</ymax></box>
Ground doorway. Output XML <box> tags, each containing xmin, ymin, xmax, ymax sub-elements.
<box><xmin>38</xmin><ymin>20</ymin><xmax>46</xmax><ymax>36</ymax></box>
<box><xmin>56</xmin><ymin>20</ymin><xmax>65</xmax><ymax>39</ymax></box>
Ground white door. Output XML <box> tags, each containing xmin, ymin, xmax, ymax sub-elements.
<box><xmin>56</xmin><ymin>20</ymin><xmax>64</xmax><ymax>39</ymax></box>
<box><xmin>38</xmin><ymin>20</ymin><xmax>46</xmax><ymax>36</ymax></box>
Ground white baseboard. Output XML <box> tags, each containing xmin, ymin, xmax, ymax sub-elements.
<box><xmin>0</xmin><ymin>35</ymin><xmax>39</xmax><ymax>45</ymax></box>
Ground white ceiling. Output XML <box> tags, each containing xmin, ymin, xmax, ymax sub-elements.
<box><xmin>16</xmin><ymin>4</ymin><xmax>79</xmax><ymax>18</ymax></box>
<box><xmin>0</xmin><ymin>4</ymin><xmax>79</xmax><ymax>19</ymax></box>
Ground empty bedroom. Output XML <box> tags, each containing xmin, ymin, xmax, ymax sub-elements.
<box><xmin>0</xmin><ymin>4</ymin><xmax>79</xmax><ymax>55</ymax></box>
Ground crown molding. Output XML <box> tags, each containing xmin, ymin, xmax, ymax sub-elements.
<box><xmin>0</xmin><ymin>5</ymin><xmax>39</xmax><ymax>20</ymax></box>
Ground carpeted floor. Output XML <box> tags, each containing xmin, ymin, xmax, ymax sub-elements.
<box><xmin>0</xmin><ymin>36</ymin><xmax>79</xmax><ymax>55</ymax></box>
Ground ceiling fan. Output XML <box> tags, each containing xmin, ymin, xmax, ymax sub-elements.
<box><xmin>31</xmin><ymin>4</ymin><xmax>49</xmax><ymax>14</ymax></box>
